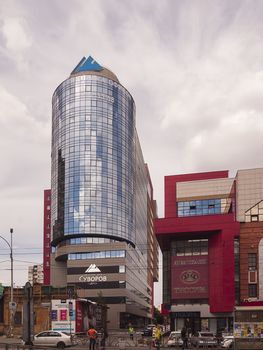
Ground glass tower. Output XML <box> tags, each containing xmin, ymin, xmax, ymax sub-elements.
<box><xmin>50</xmin><ymin>56</ymin><xmax>158</xmax><ymax>329</ymax></box>
<box><xmin>51</xmin><ymin>56</ymin><xmax>136</xmax><ymax>246</ymax></box>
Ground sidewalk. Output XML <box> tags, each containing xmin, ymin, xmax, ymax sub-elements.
<box><xmin>0</xmin><ymin>336</ymin><xmax>22</xmax><ymax>344</ymax></box>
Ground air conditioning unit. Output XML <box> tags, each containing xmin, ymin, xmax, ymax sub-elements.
<box><xmin>248</xmin><ymin>270</ymin><xmax>257</xmax><ymax>284</ymax></box>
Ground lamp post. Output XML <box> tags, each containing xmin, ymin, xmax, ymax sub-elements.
<box><xmin>0</xmin><ymin>228</ymin><xmax>14</xmax><ymax>337</ymax></box>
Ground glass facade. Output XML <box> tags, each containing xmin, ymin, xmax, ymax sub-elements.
<box><xmin>177</xmin><ymin>198</ymin><xmax>229</xmax><ymax>217</ymax></box>
<box><xmin>51</xmin><ymin>73</ymin><xmax>136</xmax><ymax>245</ymax></box>
<box><xmin>171</xmin><ymin>239</ymin><xmax>208</xmax><ymax>256</ymax></box>
<box><xmin>68</xmin><ymin>250</ymin><xmax>126</xmax><ymax>260</ymax></box>
<box><xmin>50</xmin><ymin>58</ymin><xmax>155</xmax><ymax>327</ymax></box>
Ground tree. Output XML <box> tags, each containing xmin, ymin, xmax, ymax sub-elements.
<box><xmin>154</xmin><ymin>307</ymin><xmax>164</xmax><ymax>325</ymax></box>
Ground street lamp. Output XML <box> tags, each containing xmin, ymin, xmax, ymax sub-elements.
<box><xmin>0</xmin><ymin>228</ymin><xmax>14</xmax><ymax>337</ymax></box>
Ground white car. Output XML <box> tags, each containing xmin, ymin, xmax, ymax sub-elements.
<box><xmin>167</xmin><ymin>331</ymin><xmax>183</xmax><ymax>347</ymax></box>
<box><xmin>190</xmin><ymin>332</ymin><xmax>218</xmax><ymax>348</ymax></box>
<box><xmin>221</xmin><ymin>336</ymin><xmax>234</xmax><ymax>348</ymax></box>
<box><xmin>32</xmin><ymin>330</ymin><xmax>76</xmax><ymax>348</ymax></box>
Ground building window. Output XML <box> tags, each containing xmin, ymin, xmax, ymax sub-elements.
<box><xmin>119</xmin><ymin>266</ymin><xmax>125</xmax><ymax>273</ymax></box>
<box><xmin>177</xmin><ymin>198</ymin><xmax>231</xmax><ymax>217</ymax></box>
<box><xmin>248</xmin><ymin>253</ymin><xmax>257</xmax><ymax>270</ymax></box>
<box><xmin>251</xmin><ymin>215</ymin><xmax>259</xmax><ymax>222</ymax></box>
<box><xmin>171</xmin><ymin>239</ymin><xmax>208</xmax><ymax>256</ymax></box>
<box><xmin>248</xmin><ymin>284</ymin><xmax>257</xmax><ymax>298</ymax></box>
<box><xmin>68</xmin><ymin>250</ymin><xmax>126</xmax><ymax>260</ymax></box>
<box><xmin>119</xmin><ymin>281</ymin><xmax>126</xmax><ymax>288</ymax></box>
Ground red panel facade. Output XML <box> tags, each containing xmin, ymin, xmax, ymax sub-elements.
<box><xmin>171</xmin><ymin>255</ymin><xmax>209</xmax><ymax>300</ymax></box>
<box><xmin>165</xmin><ymin>170</ymin><xmax>229</xmax><ymax>218</ymax></box>
<box><xmin>156</xmin><ymin>170</ymin><xmax>239</xmax><ymax>314</ymax></box>
<box><xmin>43</xmin><ymin>189</ymin><xmax>51</xmax><ymax>285</ymax></box>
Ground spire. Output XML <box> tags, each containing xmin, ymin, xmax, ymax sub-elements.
<box><xmin>71</xmin><ymin>56</ymin><xmax>103</xmax><ymax>74</ymax></box>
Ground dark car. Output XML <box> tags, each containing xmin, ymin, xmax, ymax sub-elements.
<box><xmin>143</xmin><ymin>324</ymin><xmax>156</xmax><ymax>336</ymax></box>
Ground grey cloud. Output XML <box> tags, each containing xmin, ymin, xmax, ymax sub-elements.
<box><xmin>0</xmin><ymin>1</ymin><xmax>263</xmax><ymax>303</ymax></box>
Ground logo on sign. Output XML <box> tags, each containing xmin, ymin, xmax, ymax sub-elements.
<box><xmin>180</xmin><ymin>270</ymin><xmax>200</xmax><ymax>284</ymax></box>
<box><xmin>79</xmin><ymin>275</ymin><xmax>107</xmax><ymax>283</ymax></box>
<box><xmin>85</xmin><ymin>264</ymin><xmax>101</xmax><ymax>273</ymax></box>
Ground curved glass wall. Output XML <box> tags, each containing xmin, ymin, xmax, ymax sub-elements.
<box><xmin>51</xmin><ymin>74</ymin><xmax>135</xmax><ymax>246</ymax></box>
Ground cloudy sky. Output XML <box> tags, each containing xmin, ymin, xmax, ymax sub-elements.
<box><xmin>0</xmin><ymin>0</ymin><xmax>263</xmax><ymax>305</ymax></box>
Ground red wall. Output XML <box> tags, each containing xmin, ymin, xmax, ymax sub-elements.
<box><xmin>43</xmin><ymin>189</ymin><xmax>51</xmax><ymax>285</ymax></box>
<box><xmin>155</xmin><ymin>214</ymin><xmax>239</xmax><ymax>313</ymax></box>
<box><xmin>171</xmin><ymin>255</ymin><xmax>209</xmax><ymax>300</ymax></box>
<box><xmin>164</xmin><ymin>170</ymin><xmax>229</xmax><ymax>218</ymax></box>
<box><xmin>156</xmin><ymin>170</ymin><xmax>239</xmax><ymax>314</ymax></box>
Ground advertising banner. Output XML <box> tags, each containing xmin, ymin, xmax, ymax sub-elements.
<box><xmin>51</xmin><ymin>300</ymin><xmax>76</xmax><ymax>333</ymax></box>
<box><xmin>234</xmin><ymin>322</ymin><xmax>263</xmax><ymax>338</ymax></box>
<box><xmin>171</xmin><ymin>256</ymin><xmax>208</xmax><ymax>299</ymax></box>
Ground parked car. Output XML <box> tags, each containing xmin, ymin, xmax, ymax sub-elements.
<box><xmin>143</xmin><ymin>324</ymin><xmax>156</xmax><ymax>336</ymax></box>
<box><xmin>32</xmin><ymin>330</ymin><xmax>76</xmax><ymax>348</ymax></box>
<box><xmin>167</xmin><ymin>331</ymin><xmax>183</xmax><ymax>347</ymax></box>
<box><xmin>221</xmin><ymin>336</ymin><xmax>234</xmax><ymax>349</ymax></box>
<box><xmin>190</xmin><ymin>331</ymin><xmax>217</xmax><ymax>348</ymax></box>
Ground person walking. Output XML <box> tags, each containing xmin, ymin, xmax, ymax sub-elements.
<box><xmin>154</xmin><ymin>325</ymin><xmax>162</xmax><ymax>350</ymax></box>
<box><xmin>87</xmin><ymin>325</ymin><xmax>98</xmax><ymax>350</ymax></box>
<box><xmin>128</xmin><ymin>325</ymin><xmax>134</xmax><ymax>341</ymax></box>
<box><xmin>181</xmin><ymin>326</ymin><xmax>188</xmax><ymax>350</ymax></box>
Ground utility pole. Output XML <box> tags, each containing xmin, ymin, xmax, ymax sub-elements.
<box><xmin>10</xmin><ymin>228</ymin><xmax>14</xmax><ymax>337</ymax></box>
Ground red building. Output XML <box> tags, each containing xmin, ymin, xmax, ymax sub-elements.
<box><xmin>155</xmin><ymin>171</ymin><xmax>240</xmax><ymax>333</ymax></box>
<box><xmin>43</xmin><ymin>189</ymin><xmax>51</xmax><ymax>285</ymax></box>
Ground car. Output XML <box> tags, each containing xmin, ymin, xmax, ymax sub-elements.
<box><xmin>190</xmin><ymin>331</ymin><xmax>218</xmax><ymax>348</ymax></box>
<box><xmin>143</xmin><ymin>324</ymin><xmax>156</xmax><ymax>336</ymax></box>
<box><xmin>221</xmin><ymin>336</ymin><xmax>234</xmax><ymax>349</ymax></box>
<box><xmin>167</xmin><ymin>331</ymin><xmax>183</xmax><ymax>347</ymax></box>
<box><xmin>32</xmin><ymin>330</ymin><xmax>76</xmax><ymax>348</ymax></box>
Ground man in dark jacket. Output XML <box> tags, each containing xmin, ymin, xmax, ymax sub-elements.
<box><xmin>181</xmin><ymin>327</ymin><xmax>188</xmax><ymax>350</ymax></box>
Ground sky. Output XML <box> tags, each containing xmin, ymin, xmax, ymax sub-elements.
<box><xmin>0</xmin><ymin>0</ymin><xmax>263</xmax><ymax>306</ymax></box>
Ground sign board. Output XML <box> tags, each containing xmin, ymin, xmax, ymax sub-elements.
<box><xmin>51</xmin><ymin>299</ymin><xmax>76</xmax><ymax>333</ymax></box>
<box><xmin>171</xmin><ymin>256</ymin><xmax>208</xmax><ymax>299</ymax></box>
<box><xmin>9</xmin><ymin>301</ymin><xmax>17</xmax><ymax>310</ymax></box>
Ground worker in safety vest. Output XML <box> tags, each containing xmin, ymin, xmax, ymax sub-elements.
<box><xmin>128</xmin><ymin>325</ymin><xmax>134</xmax><ymax>340</ymax></box>
<box><xmin>154</xmin><ymin>325</ymin><xmax>162</xmax><ymax>350</ymax></box>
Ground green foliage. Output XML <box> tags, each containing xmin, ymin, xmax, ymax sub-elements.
<box><xmin>153</xmin><ymin>307</ymin><xmax>164</xmax><ymax>325</ymax></box>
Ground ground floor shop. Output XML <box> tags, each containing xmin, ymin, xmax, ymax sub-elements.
<box><xmin>170</xmin><ymin>305</ymin><xmax>233</xmax><ymax>335</ymax></box>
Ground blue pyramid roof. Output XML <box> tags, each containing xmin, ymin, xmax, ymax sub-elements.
<box><xmin>71</xmin><ymin>56</ymin><xmax>103</xmax><ymax>74</ymax></box>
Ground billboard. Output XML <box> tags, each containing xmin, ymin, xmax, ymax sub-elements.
<box><xmin>51</xmin><ymin>299</ymin><xmax>76</xmax><ymax>333</ymax></box>
<box><xmin>171</xmin><ymin>256</ymin><xmax>208</xmax><ymax>299</ymax></box>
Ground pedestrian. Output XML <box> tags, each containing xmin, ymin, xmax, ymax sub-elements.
<box><xmin>100</xmin><ymin>328</ymin><xmax>107</xmax><ymax>350</ymax></box>
<box><xmin>128</xmin><ymin>325</ymin><xmax>134</xmax><ymax>341</ymax></box>
<box><xmin>87</xmin><ymin>325</ymin><xmax>98</xmax><ymax>350</ymax></box>
<box><xmin>154</xmin><ymin>325</ymin><xmax>162</xmax><ymax>350</ymax></box>
<box><xmin>181</xmin><ymin>326</ymin><xmax>188</xmax><ymax>350</ymax></box>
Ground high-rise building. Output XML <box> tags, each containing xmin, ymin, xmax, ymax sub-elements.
<box><xmin>28</xmin><ymin>264</ymin><xmax>44</xmax><ymax>285</ymax></box>
<box><xmin>48</xmin><ymin>56</ymin><xmax>158</xmax><ymax>329</ymax></box>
